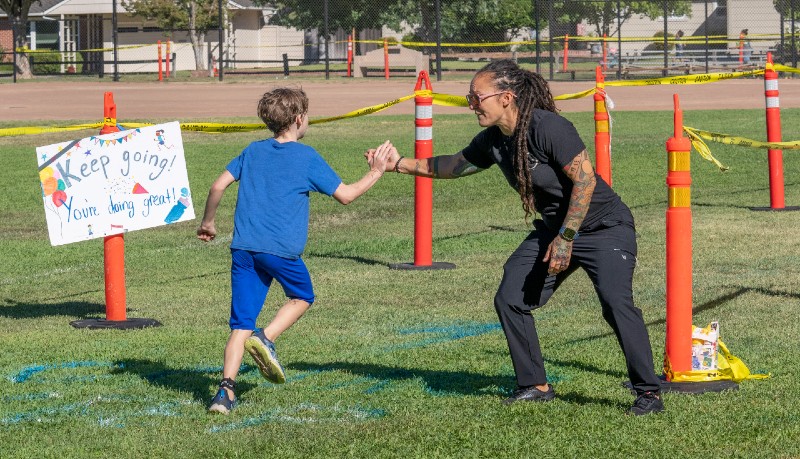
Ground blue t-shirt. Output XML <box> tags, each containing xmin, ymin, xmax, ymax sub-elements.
<box><xmin>226</xmin><ymin>138</ymin><xmax>342</xmax><ymax>259</ymax></box>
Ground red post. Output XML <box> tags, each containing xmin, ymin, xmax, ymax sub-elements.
<box><xmin>764</xmin><ymin>52</ymin><xmax>786</xmax><ymax>209</ymax></box>
<box><xmin>594</xmin><ymin>67</ymin><xmax>611</xmax><ymax>186</ymax></box>
<box><xmin>100</xmin><ymin>92</ymin><xmax>127</xmax><ymax>322</ymax></box>
<box><xmin>384</xmin><ymin>38</ymin><xmax>389</xmax><ymax>80</ymax></box>
<box><xmin>414</xmin><ymin>72</ymin><xmax>433</xmax><ymax>266</ymax></box>
<box><xmin>165</xmin><ymin>40</ymin><xmax>171</xmax><ymax>79</ymax></box>
<box><xmin>602</xmin><ymin>34</ymin><xmax>608</xmax><ymax>72</ymax></box>
<box><xmin>665</xmin><ymin>94</ymin><xmax>693</xmax><ymax>377</ymax></box>
<box><xmin>739</xmin><ymin>32</ymin><xmax>745</xmax><ymax>64</ymax></box>
<box><xmin>563</xmin><ymin>34</ymin><xmax>569</xmax><ymax>72</ymax></box>
<box><xmin>157</xmin><ymin>40</ymin><xmax>163</xmax><ymax>81</ymax></box>
<box><xmin>347</xmin><ymin>34</ymin><xmax>353</xmax><ymax>77</ymax></box>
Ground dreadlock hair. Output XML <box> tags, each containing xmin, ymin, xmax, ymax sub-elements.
<box><xmin>475</xmin><ymin>59</ymin><xmax>557</xmax><ymax>221</ymax></box>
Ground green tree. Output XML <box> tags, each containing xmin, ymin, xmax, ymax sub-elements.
<box><xmin>122</xmin><ymin>0</ymin><xmax>225</xmax><ymax>70</ymax></box>
<box><xmin>266</xmin><ymin>0</ymin><xmax>533</xmax><ymax>52</ymax></box>
<box><xmin>552</xmin><ymin>0</ymin><xmax>692</xmax><ymax>38</ymax></box>
<box><xmin>262</xmin><ymin>0</ymin><xmax>691</xmax><ymax>52</ymax></box>
<box><xmin>0</xmin><ymin>0</ymin><xmax>37</xmax><ymax>79</ymax></box>
<box><xmin>774</xmin><ymin>0</ymin><xmax>800</xmax><ymax>18</ymax></box>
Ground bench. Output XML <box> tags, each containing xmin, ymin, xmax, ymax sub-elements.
<box><xmin>353</xmin><ymin>46</ymin><xmax>427</xmax><ymax>78</ymax></box>
<box><xmin>555</xmin><ymin>69</ymin><xmax>577</xmax><ymax>80</ymax></box>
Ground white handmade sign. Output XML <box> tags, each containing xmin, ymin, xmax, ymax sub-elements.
<box><xmin>36</xmin><ymin>121</ymin><xmax>195</xmax><ymax>246</ymax></box>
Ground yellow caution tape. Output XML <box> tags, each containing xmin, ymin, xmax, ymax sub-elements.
<box><xmin>685</xmin><ymin>125</ymin><xmax>800</xmax><ymax>150</ymax></box>
<box><xmin>774</xmin><ymin>63</ymin><xmax>800</xmax><ymax>75</ymax></box>
<box><xmin>554</xmin><ymin>87</ymin><xmax>597</xmax><ymax>100</ymax></box>
<box><xmin>605</xmin><ymin>67</ymin><xmax>764</xmax><ymax>87</ymax></box>
<box><xmin>5</xmin><ymin>64</ymin><xmax>800</xmax><ymax>138</ymax></box>
<box><xmin>177</xmin><ymin>122</ymin><xmax>264</xmax><ymax>133</ymax></box>
<box><xmin>684</xmin><ymin>125</ymin><xmax>800</xmax><ymax>172</ymax></box>
<box><xmin>310</xmin><ymin>93</ymin><xmax>417</xmax><ymax>124</ymax></box>
<box><xmin>0</xmin><ymin>123</ymin><xmax>104</xmax><ymax>137</ymax></box>
<box><xmin>682</xmin><ymin>127</ymin><xmax>729</xmax><ymax>171</ymax></box>
<box><xmin>432</xmin><ymin>93</ymin><xmax>468</xmax><ymax>107</ymax></box>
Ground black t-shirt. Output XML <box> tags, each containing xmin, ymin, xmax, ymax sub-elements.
<box><xmin>461</xmin><ymin>109</ymin><xmax>625</xmax><ymax>231</ymax></box>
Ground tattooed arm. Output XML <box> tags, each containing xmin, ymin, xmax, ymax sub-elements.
<box><xmin>384</xmin><ymin>149</ymin><xmax>485</xmax><ymax>179</ymax></box>
<box><xmin>543</xmin><ymin>149</ymin><xmax>596</xmax><ymax>275</ymax></box>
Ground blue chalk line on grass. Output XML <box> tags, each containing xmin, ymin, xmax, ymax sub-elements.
<box><xmin>388</xmin><ymin>321</ymin><xmax>503</xmax><ymax>351</ymax></box>
<box><xmin>8</xmin><ymin>361</ymin><xmax>122</xmax><ymax>383</ymax></box>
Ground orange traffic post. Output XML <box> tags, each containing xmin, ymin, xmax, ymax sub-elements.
<box><xmin>383</xmin><ymin>38</ymin><xmax>389</xmax><ymax>80</ymax></box>
<box><xmin>347</xmin><ymin>34</ymin><xmax>353</xmax><ymax>77</ymax></box>
<box><xmin>752</xmin><ymin>52</ymin><xmax>799</xmax><ymax>211</ymax></box>
<box><xmin>414</xmin><ymin>72</ymin><xmax>433</xmax><ymax>266</ymax></box>
<box><xmin>563</xmin><ymin>34</ymin><xmax>569</xmax><ymax>72</ymax></box>
<box><xmin>662</xmin><ymin>95</ymin><xmax>739</xmax><ymax>392</ymax></box>
<box><xmin>389</xmin><ymin>71</ymin><xmax>454</xmax><ymax>271</ymax></box>
<box><xmin>602</xmin><ymin>34</ymin><xmax>608</xmax><ymax>72</ymax></box>
<box><xmin>594</xmin><ymin>66</ymin><xmax>611</xmax><ymax>186</ymax></box>
<box><xmin>165</xmin><ymin>40</ymin><xmax>171</xmax><ymax>79</ymax></box>
<box><xmin>70</xmin><ymin>93</ymin><xmax>162</xmax><ymax>330</ymax></box>
<box><xmin>157</xmin><ymin>40</ymin><xmax>163</xmax><ymax>81</ymax></box>
<box><xmin>101</xmin><ymin>93</ymin><xmax>126</xmax><ymax>322</ymax></box>
<box><xmin>665</xmin><ymin>94</ymin><xmax>693</xmax><ymax>378</ymax></box>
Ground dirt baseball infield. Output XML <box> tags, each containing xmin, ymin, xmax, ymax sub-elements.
<box><xmin>2</xmin><ymin>77</ymin><xmax>800</xmax><ymax>123</ymax></box>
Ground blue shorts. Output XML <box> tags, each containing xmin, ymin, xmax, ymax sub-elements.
<box><xmin>229</xmin><ymin>249</ymin><xmax>315</xmax><ymax>330</ymax></box>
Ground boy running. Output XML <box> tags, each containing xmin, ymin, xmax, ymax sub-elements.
<box><xmin>198</xmin><ymin>87</ymin><xmax>392</xmax><ymax>414</ymax></box>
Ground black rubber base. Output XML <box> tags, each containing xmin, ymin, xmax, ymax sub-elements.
<box><xmin>388</xmin><ymin>261</ymin><xmax>456</xmax><ymax>270</ymax></box>
<box><xmin>624</xmin><ymin>378</ymin><xmax>738</xmax><ymax>394</ymax></box>
<box><xmin>750</xmin><ymin>206</ymin><xmax>800</xmax><ymax>212</ymax></box>
<box><xmin>70</xmin><ymin>318</ymin><xmax>162</xmax><ymax>329</ymax></box>
<box><xmin>659</xmin><ymin>379</ymin><xmax>739</xmax><ymax>393</ymax></box>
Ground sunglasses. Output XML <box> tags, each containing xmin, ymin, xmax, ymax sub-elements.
<box><xmin>465</xmin><ymin>91</ymin><xmax>515</xmax><ymax>108</ymax></box>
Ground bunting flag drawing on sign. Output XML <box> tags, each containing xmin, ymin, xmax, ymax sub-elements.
<box><xmin>36</xmin><ymin>121</ymin><xmax>195</xmax><ymax>246</ymax></box>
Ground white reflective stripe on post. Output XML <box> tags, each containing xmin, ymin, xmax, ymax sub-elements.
<box><xmin>416</xmin><ymin>127</ymin><xmax>433</xmax><ymax>140</ymax></box>
<box><xmin>766</xmin><ymin>97</ymin><xmax>780</xmax><ymax>108</ymax></box>
<box><xmin>416</xmin><ymin>105</ymin><xmax>433</xmax><ymax>119</ymax></box>
<box><xmin>765</xmin><ymin>79</ymin><xmax>779</xmax><ymax>91</ymax></box>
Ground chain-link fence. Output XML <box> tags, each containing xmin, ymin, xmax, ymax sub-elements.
<box><xmin>1</xmin><ymin>0</ymin><xmax>798</xmax><ymax>82</ymax></box>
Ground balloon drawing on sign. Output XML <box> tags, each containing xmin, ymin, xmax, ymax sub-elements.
<box><xmin>52</xmin><ymin>190</ymin><xmax>67</xmax><ymax>207</ymax></box>
<box><xmin>164</xmin><ymin>187</ymin><xmax>190</xmax><ymax>224</ymax></box>
<box><xmin>39</xmin><ymin>166</ymin><xmax>67</xmax><ymax>232</ymax></box>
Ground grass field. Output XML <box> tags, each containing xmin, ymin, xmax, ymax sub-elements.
<box><xmin>1</xmin><ymin>109</ymin><xmax>799</xmax><ymax>458</ymax></box>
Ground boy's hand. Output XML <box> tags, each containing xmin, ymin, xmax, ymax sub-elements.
<box><xmin>368</xmin><ymin>141</ymin><xmax>393</xmax><ymax>174</ymax></box>
<box><xmin>197</xmin><ymin>221</ymin><xmax>217</xmax><ymax>242</ymax></box>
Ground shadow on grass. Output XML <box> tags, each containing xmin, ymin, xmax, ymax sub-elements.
<box><xmin>306</xmin><ymin>251</ymin><xmax>386</xmax><ymax>266</ymax></box>
<box><xmin>563</xmin><ymin>285</ymin><xmax>799</xmax><ymax>346</ymax></box>
<box><xmin>0</xmin><ymin>298</ymin><xmax>105</xmax><ymax>320</ymax></box>
<box><xmin>111</xmin><ymin>358</ymin><xmax>258</xmax><ymax>403</ymax></box>
<box><xmin>290</xmin><ymin>360</ymin><xmax>508</xmax><ymax>396</ymax></box>
<box><xmin>306</xmin><ymin>226</ymin><xmax>523</xmax><ymax>266</ymax></box>
<box><xmin>434</xmin><ymin>225</ymin><xmax>523</xmax><ymax>242</ymax></box>
<box><xmin>290</xmin><ymin>360</ymin><xmax>624</xmax><ymax>409</ymax></box>
<box><xmin>0</xmin><ymin>271</ymin><xmax>227</xmax><ymax>321</ymax></box>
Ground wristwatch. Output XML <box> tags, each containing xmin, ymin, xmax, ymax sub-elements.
<box><xmin>558</xmin><ymin>226</ymin><xmax>578</xmax><ymax>242</ymax></box>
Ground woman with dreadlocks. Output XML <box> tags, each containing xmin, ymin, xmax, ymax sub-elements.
<box><xmin>379</xmin><ymin>59</ymin><xmax>663</xmax><ymax>415</ymax></box>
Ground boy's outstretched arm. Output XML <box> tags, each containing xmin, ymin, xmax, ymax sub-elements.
<box><xmin>197</xmin><ymin>170</ymin><xmax>235</xmax><ymax>242</ymax></box>
<box><xmin>332</xmin><ymin>140</ymin><xmax>392</xmax><ymax>205</ymax></box>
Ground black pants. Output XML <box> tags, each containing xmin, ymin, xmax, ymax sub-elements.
<box><xmin>493</xmin><ymin>213</ymin><xmax>661</xmax><ymax>395</ymax></box>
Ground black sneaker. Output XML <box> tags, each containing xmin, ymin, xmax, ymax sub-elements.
<box><xmin>208</xmin><ymin>388</ymin><xmax>236</xmax><ymax>415</ymax></box>
<box><xmin>628</xmin><ymin>391</ymin><xmax>664</xmax><ymax>416</ymax></box>
<box><xmin>503</xmin><ymin>385</ymin><xmax>556</xmax><ymax>405</ymax></box>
